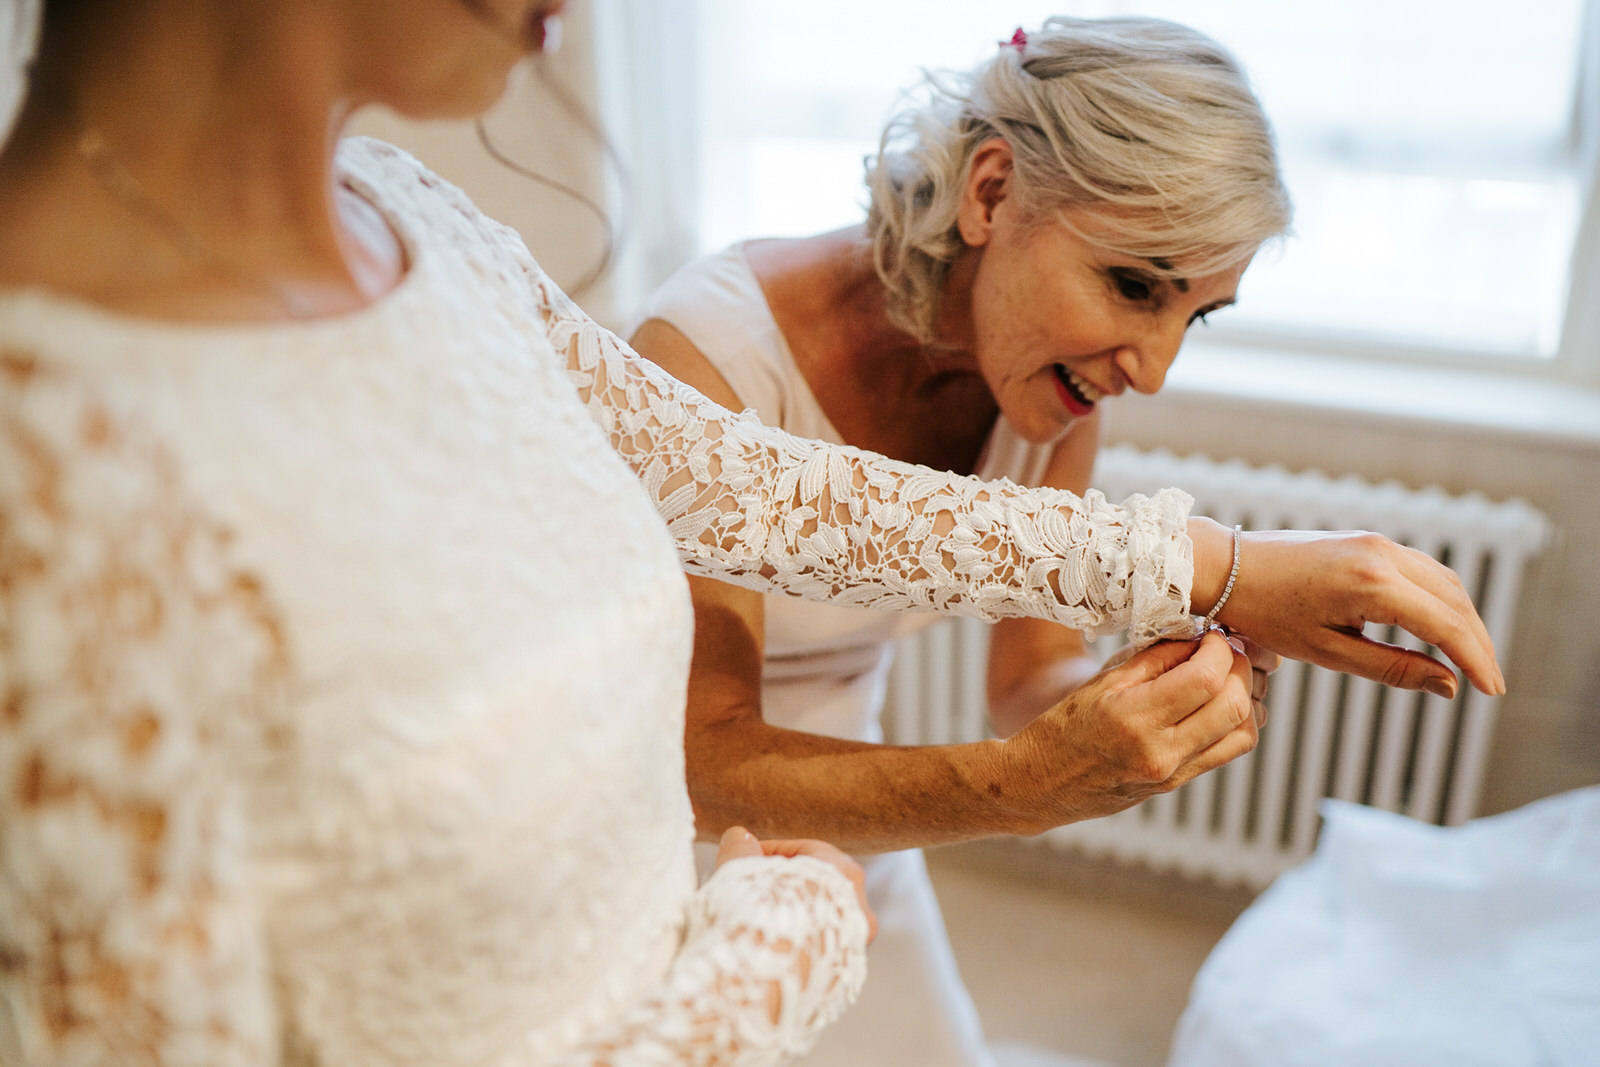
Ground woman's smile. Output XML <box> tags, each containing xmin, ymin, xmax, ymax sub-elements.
<box><xmin>1052</xmin><ymin>363</ymin><xmax>1105</xmax><ymax>417</ymax></box>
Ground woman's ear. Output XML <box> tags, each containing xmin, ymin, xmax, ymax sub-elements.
<box><xmin>955</xmin><ymin>138</ymin><xmax>1015</xmax><ymax>248</ymax></box>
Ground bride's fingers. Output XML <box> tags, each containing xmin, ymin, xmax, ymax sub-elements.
<box><xmin>714</xmin><ymin>826</ymin><xmax>763</xmax><ymax>866</ymax></box>
<box><xmin>1313</xmin><ymin>628</ymin><xmax>1462</xmax><ymax>696</ymax></box>
<box><xmin>1233</xmin><ymin>634</ymin><xmax>1280</xmax><ymax>676</ymax></box>
<box><xmin>1359</xmin><ymin>577</ymin><xmax>1502</xmax><ymax>695</ymax></box>
<box><xmin>1390</xmin><ymin>546</ymin><xmax>1503</xmax><ymax>690</ymax></box>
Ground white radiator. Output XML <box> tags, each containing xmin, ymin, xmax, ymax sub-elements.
<box><xmin>885</xmin><ymin>445</ymin><xmax>1552</xmax><ymax>889</ymax></box>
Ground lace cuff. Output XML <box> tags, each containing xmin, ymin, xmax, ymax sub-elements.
<box><xmin>562</xmin><ymin>855</ymin><xmax>869</xmax><ymax>1066</ymax></box>
<box><xmin>535</xmin><ymin>279</ymin><xmax>1196</xmax><ymax>642</ymax></box>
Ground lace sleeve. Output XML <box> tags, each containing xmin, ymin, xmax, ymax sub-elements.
<box><xmin>1</xmin><ymin>360</ymin><xmax>283</xmax><ymax>1065</ymax></box>
<box><xmin>533</xmin><ymin>280</ymin><xmax>1197</xmax><ymax>645</ymax></box>
<box><xmin>562</xmin><ymin>855</ymin><xmax>868</xmax><ymax>1067</ymax></box>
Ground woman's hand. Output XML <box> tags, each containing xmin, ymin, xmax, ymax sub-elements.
<box><xmin>1237</xmin><ymin>631</ymin><xmax>1279</xmax><ymax>713</ymax></box>
<box><xmin>716</xmin><ymin>827</ymin><xmax>877</xmax><ymax>943</ymax></box>
<box><xmin>1189</xmin><ymin>518</ymin><xmax>1504</xmax><ymax>697</ymax></box>
<box><xmin>1105</xmin><ymin>626</ymin><xmax>1277</xmax><ymax>717</ymax></box>
<box><xmin>997</xmin><ymin>631</ymin><xmax>1261</xmax><ymax>830</ymax></box>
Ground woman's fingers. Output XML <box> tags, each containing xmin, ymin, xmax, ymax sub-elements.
<box><xmin>715</xmin><ymin>825</ymin><xmax>764</xmax><ymax>866</ymax></box>
<box><xmin>1387</xmin><ymin>545</ymin><xmax>1504</xmax><ymax>693</ymax></box>
<box><xmin>1309</xmin><ymin>628</ymin><xmax>1466</xmax><ymax>698</ymax></box>
<box><xmin>1234</xmin><ymin>634</ymin><xmax>1281</xmax><ymax>676</ymax></box>
<box><xmin>1102</xmin><ymin>635</ymin><xmax>1207</xmax><ymax>688</ymax></box>
<box><xmin>1182</xmin><ymin>705</ymin><xmax>1262</xmax><ymax>781</ymax></box>
<box><xmin>1225</xmin><ymin>529</ymin><xmax>1505</xmax><ymax>696</ymax></box>
<box><xmin>1164</xmin><ymin>633</ymin><xmax>1255</xmax><ymax>756</ymax></box>
<box><xmin>1224</xmin><ymin>632</ymin><xmax>1276</xmax><ymax>703</ymax></box>
<box><xmin>1127</xmin><ymin>632</ymin><xmax>1238</xmax><ymax>729</ymax></box>
<box><xmin>1341</xmin><ymin>566</ymin><xmax>1500</xmax><ymax>695</ymax></box>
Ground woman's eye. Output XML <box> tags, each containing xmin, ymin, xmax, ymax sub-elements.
<box><xmin>1191</xmin><ymin>311</ymin><xmax>1211</xmax><ymax>328</ymax></box>
<box><xmin>1110</xmin><ymin>270</ymin><xmax>1154</xmax><ymax>302</ymax></box>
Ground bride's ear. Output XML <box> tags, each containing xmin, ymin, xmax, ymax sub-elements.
<box><xmin>955</xmin><ymin>138</ymin><xmax>1015</xmax><ymax>248</ymax></box>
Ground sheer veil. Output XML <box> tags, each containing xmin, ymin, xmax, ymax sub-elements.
<box><xmin>2</xmin><ymin>0</ymin><xmax>40</xmax><ymax>149</ymax></box>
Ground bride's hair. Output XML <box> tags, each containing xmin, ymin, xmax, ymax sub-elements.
<box><xmin>865</xmin><ymin>16</ymin><xmax>1292</xmax><ymax>343</ymax></box>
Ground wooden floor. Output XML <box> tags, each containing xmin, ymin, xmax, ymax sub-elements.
<box><xmin>925</xmin><ymin>840</ymin><xmax>1258</xmax><ymax>1067</ymax></box>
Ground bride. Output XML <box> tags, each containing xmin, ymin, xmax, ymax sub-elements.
<box><xmin>0</xmin><ymin>2</ymin><xmax>1501</xmax><ymax>1065</ymax></box>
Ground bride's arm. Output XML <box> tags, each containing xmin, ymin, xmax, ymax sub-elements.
<box><xmin>532</xmin><ymin>276</ymin><xmax>1503</xmax><ymax>695</ymax></box>
<box><xmin>559</xmin><ymin>848</ymin><xmax>869</xmax><ymax>1067</ymax></box>
<box><xmin>537</xmin><ymin>279</ymin><xmax>1198</xmax><ymax>646</ymax></box>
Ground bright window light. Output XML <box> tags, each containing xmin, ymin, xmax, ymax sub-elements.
<box><xmin>693</xmin><ymin>0</ymin><xmax>1589</xmax><ymax>361</ymax></box>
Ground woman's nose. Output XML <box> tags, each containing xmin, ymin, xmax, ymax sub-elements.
<box><xmin>1113</xmin><ymin>328</ymin><xmax>1183</xmax><ymax>395</ymax></box>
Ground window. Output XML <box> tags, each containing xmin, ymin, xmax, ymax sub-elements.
<box><xmin>686</xmin><ymin>1</ymin><xmax>1596</xmax><ymax>372</ymax></box>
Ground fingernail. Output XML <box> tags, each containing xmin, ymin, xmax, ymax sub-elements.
<box><xmin>1225</xmin><ymin>635</ymin><xmax>1246</xmax><ymax>656</ymax></box>
<box><xmin>1423</xmin><ymin>677</ymin><xmax>1456</xmax><ymax>699</ymax></box>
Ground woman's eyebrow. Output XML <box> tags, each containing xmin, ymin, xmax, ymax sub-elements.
<box><xmin>1147</xmin><ymin>257</ymin><xmax>1188</xmax><ymax>292</ymax></box>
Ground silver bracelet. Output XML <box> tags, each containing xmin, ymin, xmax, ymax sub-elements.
<box><xmin>1202</xmin><ymin>524</ymin><xmax>1243</xmax><ymax>625</ymax></box>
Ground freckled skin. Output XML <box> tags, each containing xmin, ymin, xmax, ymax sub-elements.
<box><xmin>933</xmin><ymin>141</ymin><xmax>1248</xmax><ymax>447</ymax></box>
<box><xmin>956</xmin><ymin>204</ymin><xmax>1248</xmax><ymax>446</ymax></box>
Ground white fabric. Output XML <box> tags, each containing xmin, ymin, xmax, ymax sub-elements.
<box><xmin>1168</xmin><ymin>788</ymin><xmax>1600</xmax><ymax>1067</ymax></box>
<box><xmin>641</xmin><ymin>245</ymin><xmax>1057</xmax><ymax>1067</ymax></box>
<box><xmin>0</xmin><ymin>137</ymin><xmax>1196</xmax><ymax>1066</ymax></box>
<box><xmin>0</xmin><ymin>139</ymin><xmax>868</xmax><ymax>1067</ymax></box>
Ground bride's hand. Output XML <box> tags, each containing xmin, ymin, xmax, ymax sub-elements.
<box><xmin>1189</xmin><ymin>519</ymin><xmax>1504</xmax><ymax>697</ymax></box>
<box><xmin>715</xmin><ymin>827</ymin><xmax>877</xmax><ymax>943</ymax></box>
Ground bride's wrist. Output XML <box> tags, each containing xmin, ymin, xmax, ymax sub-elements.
<box><xmin>1187</xmin><ymin>516</ymin><xmax>1234</xmax><ymax>618</ymax></box>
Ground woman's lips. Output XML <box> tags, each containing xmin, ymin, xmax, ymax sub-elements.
<box><xmin>1053</xmin><ymin>364</ymin><xmax>1100</xmax><ymax>417</ymax></box>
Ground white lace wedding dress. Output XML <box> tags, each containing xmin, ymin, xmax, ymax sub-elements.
<box><xmin>0</xmin><ymin>138</ymin><xmax>1196</xmax><ymax>1066</ymax></box>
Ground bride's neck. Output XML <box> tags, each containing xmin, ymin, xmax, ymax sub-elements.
<box><xmin>30</xmin><ymin>4</ymin><xmax>352</xmax><ymax>253</ymax></box>
<box><xmin>0</xmin><ymin>4</ymin><xmax>409</xmax><ymax>319</ymax></box>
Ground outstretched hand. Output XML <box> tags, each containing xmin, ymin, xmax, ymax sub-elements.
<box><xmin>1192</xmin><ymin>520</ymin><xmax>1505</xmax><ymax>698</ymax></box>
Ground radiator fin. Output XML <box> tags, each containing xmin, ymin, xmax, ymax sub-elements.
<box><xmin>884</xmin><ymin>446</ymin><xmax>1550</xmax><ymax>888</ymax></box>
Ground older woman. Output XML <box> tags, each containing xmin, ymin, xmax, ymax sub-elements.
<box><xmin>1</xmin><ymin>3</ymin><xmax>1499</xmax><ymax>1066</ymax></box>
<box><xmin>631</xmin><ymin>17</ymin><xmax>1438</xmax><ymax>1067</ymax></box>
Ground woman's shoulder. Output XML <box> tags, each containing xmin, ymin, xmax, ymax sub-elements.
<box><xmin>633</xmin><ymin>244</ymin><xmax>809</xmax><ymax>415</ymax></box>
<box><xmin>636</xmin><ymin>244</ymin><xmax>767</xmax><ymax>329</ymax></box>
<box><xmin>635</xmin><ymin>245</ymin><xmax>789</xmax><ymax>364</ymax></box>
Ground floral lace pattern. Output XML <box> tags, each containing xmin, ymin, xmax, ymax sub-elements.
<box><xmin>0</xmin><ymin>353</ymin><xmax>284</xmax><ymax>1066</ymax></box>
<box><xmin>565</xmin><ymin>856</ymin><xmax>869</xmax><ymax>1067</ymax></box>
<box><xmin>537</xmin><ymin>280</ymin><xmax>1197</xmax><ymax>647</ymax></box>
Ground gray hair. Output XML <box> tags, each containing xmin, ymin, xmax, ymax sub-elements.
<box><xmin>866</xmin><ymin>16</ymin><xmax>1292</xmax><ymax>343</ymax></box>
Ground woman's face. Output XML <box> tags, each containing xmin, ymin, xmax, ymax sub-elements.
<box><xmin>343</xmin><ymin>0</ymin><xmax>566</xmax><ymax>118</ymax></box>
<box><xmin>956</xmin><ymin>203</ymin><xmax>1249</xmax><ymax>446</ymax></box>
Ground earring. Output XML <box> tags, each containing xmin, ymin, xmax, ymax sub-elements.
<box><xmin>536</xmin><ymin>13</ymin><xmax>563</xmax><ymax>55</ymax></box>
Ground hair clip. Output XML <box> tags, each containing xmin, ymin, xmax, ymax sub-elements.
<box><xmin>1001</xmin><ymin>27</ymin><xmax>1028</xmax><ymax>53</ymax></box>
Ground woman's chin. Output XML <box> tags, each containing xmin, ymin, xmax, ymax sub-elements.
<box><xmin>384</xmin><ymin>62</ymin><xmax>521</xmax><ymax>123</ymax></box>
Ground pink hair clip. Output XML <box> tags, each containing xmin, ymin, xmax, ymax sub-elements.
<box><xmin>1002</xmin><ymin>27</ymin><xmax>1028</xmax><ymax>54</ymax></box>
